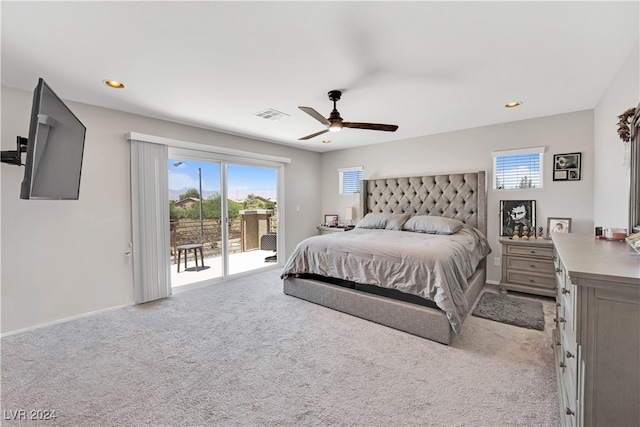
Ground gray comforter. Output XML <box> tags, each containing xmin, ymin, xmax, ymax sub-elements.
<box><xmin>281</xmin><ymin>225</ymin><xmax>491</xmax><ymax>333</ymax></box>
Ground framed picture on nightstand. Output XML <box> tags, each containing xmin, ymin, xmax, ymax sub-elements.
<box><xmin>323</xmin><ymin>214</ymin><xmax>338</xmax><ymax>226</ymax></box>
<box><xmin>500</xmin><ymin>200</ymin><xmax>536</xmax><ymax>237</ymax></box>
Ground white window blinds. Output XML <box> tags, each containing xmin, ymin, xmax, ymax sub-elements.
<box><xmin>492</xmin><ymin>147</ymin><xmax>544</xmax><ymax>190</ymax></box>
<box><xmin>339</xmin><ymin>166</ymin><xmax>363</xmax><ymax>195</ymax></box>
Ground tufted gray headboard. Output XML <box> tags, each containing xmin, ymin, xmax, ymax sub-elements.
<box><xmin>359</xmin><ymin>171</ymin><xmax>486</xmax><ymax>236</ymax></box>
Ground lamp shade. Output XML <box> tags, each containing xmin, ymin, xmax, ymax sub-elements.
<box><xmin>345</xmin><ymin>207</ymin><xmax>355</xmax><ymax>221</ymax></box>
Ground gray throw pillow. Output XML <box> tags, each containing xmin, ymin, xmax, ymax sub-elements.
<box><xmin>384</xmin><ymin>213</ymin><xmax>411</xmax><ymax>230</ymax></box>
<box><xmin>402</xmin><ymin>215</ymin><xmax>464</xmax><ymax>235</ymax></box>
<box><xmin>356</xmin><ymin>213</ymin><xmax>389</xmax><ymax>229</ymax></box>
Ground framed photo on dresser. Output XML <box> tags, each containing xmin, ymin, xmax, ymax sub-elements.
<box><xmin>547</xmin><ymin>217</ymin><xmax>571</xmax><ymax>239</ymax></box>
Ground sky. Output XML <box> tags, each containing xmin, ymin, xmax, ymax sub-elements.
<box><xmin>168</xmin><ymin>159</ymin><xmax>277</xmax><ymax>201</ymax></box>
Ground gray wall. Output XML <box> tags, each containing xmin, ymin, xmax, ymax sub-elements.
<box><xmin>593</xmin><ymin>41</ymin><xmax>639</xmax><ymax>227</ymax></box>
<box><xmin>1</xmin><ymin>86</ymin><xmax>320</xmax><ymax>333</ymax></box>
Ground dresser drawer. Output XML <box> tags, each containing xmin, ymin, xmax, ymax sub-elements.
<box><xmin>561</xmin><ymin>362</ymin><xmax>577</xmax><ymax>418</ymax></box>
<box><xmin>555</xmin><ymin>301</ymin><xmax>564</xmax><ymax>331</ymax></box>
<box><xmin>505</xmin><ymin>270</ymin><xmax>556</xmax><ymax>289</ymax></box>
<box><xmin>562</xmin><ymin>332</ymin><xmax>578</xmax><ymax>371</ymax></box>
<box><xmin>562</xmin><ymin>290</ymin><xmax>575</xmax><ymax>334</ymax></box>
<box><xmin>506</xmin><ymin>244</ymin><xmax>554</xmax><ymax>258</ymax></box>
<box><xmin>561</xmin><ymin>377</ymin><xmax>578</xmax><ymax>427</ymax></box>
<box><xmin>554</xmin><ymin>254</ymin><xmax>565</xmax><ymax>286</ymax></box>
<box><xmin>554</xmin><ymin>328</ymin><xmax>578</xmax><ymax>427</ymax></box>
<box><xmin>561</xmin><ymin>338</ymin><xmax>579</xmax><ymax>426</ymax></box>
<box><xmin>554</xmin><ymin>302</ymin><xmax>576</xmax><ymax>349</ymax></box>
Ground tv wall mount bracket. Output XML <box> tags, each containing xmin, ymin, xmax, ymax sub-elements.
<box><xmin>1</xmin><ymin>136</ymin><xmax>27</xmax><ymax>166</ymax></box>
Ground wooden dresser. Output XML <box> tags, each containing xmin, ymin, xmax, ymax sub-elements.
<box><xmin>552</xmin><ymin>233</ymin><xmax>640</xmax><ymax>427</ymax></box>
<box><xmin>499</xmin><ymin>237</ymin><xmax>556</xmax><ymax>296</ymax></box>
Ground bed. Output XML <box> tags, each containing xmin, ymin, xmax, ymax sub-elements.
<box><xmin>282</xmin><ymin>171</ymin><xmax>490</xmax><ymax>344</ymax></box>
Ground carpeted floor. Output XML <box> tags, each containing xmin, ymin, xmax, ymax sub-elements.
<box><xmin>1</xmin><ymin>268</ymin><xmax>560</xmax><ymax>426</ymax></box>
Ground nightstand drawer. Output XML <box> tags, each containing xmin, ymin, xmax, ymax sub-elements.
<box><xmin>506</xmin><ymin>244</ymin><xmax>554</xmax><ymax>258</ymax></box>
<box><xmin>317</xmin><ymin>226</ymin><xmax>352</xmax><ymax>235</ymax></box>
<box><xmin>505</xmin><ymin>271</ymin><xmax>556</xmax><ymax>289</ymax></box>
<box><xmin>505</xmin><ymin>257</ymin><xmax>555</xmax><ymax>273</ymax></box>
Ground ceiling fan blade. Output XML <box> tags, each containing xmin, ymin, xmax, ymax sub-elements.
<box><xmin>299</xmin><ymin>106</ymin><xmax>331</xmax><ymax>126</ymax></box>
<box><xmin>298</xmin><ymin>128</ymin><xmax>330</xmax><ymax>140</ymax></box>
<box><xmin>343</xmin><ymin>122</ymin><xmax>399</xmax><ymax>132</ymax></box>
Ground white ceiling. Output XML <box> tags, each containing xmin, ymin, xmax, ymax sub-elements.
<box><xmin>2</xmin><ymin>1</ymin><xmax>638</xmax><ymax>153</ymax></box>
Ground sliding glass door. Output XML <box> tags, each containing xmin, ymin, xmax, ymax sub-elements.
<box><xmin>167</xmin><ymin>151</ymin><xmax>279</xmax><ymax>289</ymax></box>
<box><xmin>169</xmin><ymin>159</ymin><xmax>223</xmax><ymax>288</ymax></box>
<box><xmin>226</xmin><ymin>163</ymin><xmax>278</xmax><ymax>275</ymax></box>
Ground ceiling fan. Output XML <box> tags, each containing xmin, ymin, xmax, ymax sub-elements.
<box><xmin>298</xmin><ymin>90</ymin><xmax>398</xmax><ymax>140</ymax></box>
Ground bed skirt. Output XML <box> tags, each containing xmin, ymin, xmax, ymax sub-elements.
<box><xmin>283</xmin><ymin>265</ymin><xmax>486</xmax><ymax>345</ymax></box>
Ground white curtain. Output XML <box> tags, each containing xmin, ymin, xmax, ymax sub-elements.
<box><xmin>130</xmin><ymin>139</ymin><xmax>171</xmax><ymax>303</ymax></box>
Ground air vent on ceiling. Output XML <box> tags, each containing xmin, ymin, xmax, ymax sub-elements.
<box><xmin>255</xmin><ymin>108</ymin><xmax>289</xmax><ymax>121</ymax></box>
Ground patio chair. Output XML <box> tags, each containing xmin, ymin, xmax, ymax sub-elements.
<box><xmin>260</xmin><ymin>232</ymin><xmax>277</xmax><ymax>262</ymax></box>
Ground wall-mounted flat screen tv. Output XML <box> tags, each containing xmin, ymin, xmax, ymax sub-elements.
<box><xmin>20</xmin><ymin>78</ymin><xmax>86</xmax><ymax>200</ymax></box>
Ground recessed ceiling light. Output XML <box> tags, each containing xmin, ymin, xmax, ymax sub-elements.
<box><xmin>104</xmin><ymin>80</ymin><xmax>125</xmax><ymax>89</ymax></box>
<box><xmin>322</xmin><ymin>140</ymin><xmax>331</xmax><ymax>144</ymax></box>
<box><xmin>505</xmin><ymin>101</ymin><xmax>523</xmax><ymax>108</ymax></box>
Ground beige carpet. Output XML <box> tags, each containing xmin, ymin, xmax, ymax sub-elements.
<box><xmin>1</xmin><ymin>268</ymin><xmax>559</xmax><ymax>426</ymax></box>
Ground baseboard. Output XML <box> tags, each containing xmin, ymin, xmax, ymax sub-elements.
<box><xmin>1</xmin><ymin>302</ymin><xmax>135</xmax><ymax>338</ymax></box>
<box><xmin>485</xmin><ymin>279</ymin><xmax>500</xmax><ymax>286</ymax></box>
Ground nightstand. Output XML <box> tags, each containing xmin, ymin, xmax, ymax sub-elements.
<box><xmin>317</xmin><ymin>226</ymin><xmax>354</xmax><ymax>235</ymax></box>
<box><xmin>499</xmin><ymin>237</ymin><xmax>555</xmax><ymax>297</ymax></box>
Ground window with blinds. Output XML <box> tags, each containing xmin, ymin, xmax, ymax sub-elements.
<box><xmin>339</xmin><ymin>166</ymin><xmax>363</xmax><ymax>195</ymax></box>
<box><xmin>492</xmin><ymin>147</ymin><xmax>544</xmax><ymax>190</ymax></box>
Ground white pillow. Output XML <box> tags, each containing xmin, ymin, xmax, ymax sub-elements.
<box><xmin>402</xmin><ymin>215</ymin><xmax>464</xmax><ymax>235</ymax></box>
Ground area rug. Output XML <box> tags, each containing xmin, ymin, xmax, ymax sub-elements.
<box><xmin>472</xmin><ymin>291</ymin><xmax>545</xmax><ymax>330</ymax></box>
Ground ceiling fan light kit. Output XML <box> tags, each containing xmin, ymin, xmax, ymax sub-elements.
<box><xmin>298</xmin><ymin>90</ymin><xmax>398</xmax><ymax>140</ymax></box>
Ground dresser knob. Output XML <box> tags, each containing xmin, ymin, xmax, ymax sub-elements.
<box><xmin>529</xmin><ymin>278</ymin><xmax>536</xmax><ymax>282</ymax></box>
<box><xmin>565</xmin><ymin>351</ymin><xmax>575</xmax><ymax>358</ymax></box>
<box><xmin>559</xmin><ymin>362</ymin><xmax>566</xmax><ymax>368</ymax></box>
<box><xmin>530</xmin><ymin>250</ymin><xmax>536</xmax><ymax>254</ymax></box>
<box><xmin>529</xmin><ymin>263</ymin><xmax>536</xmax><ymax>267</ymax></box>
<box><xmin>565</xmin><ymin>408</ymin><xmax>575</xmax><ymax>416</ymax></box>
<box><xmin>561</xmin><ymin>288</ymin><xmax>570</xmax><ymax>295</ymax></box>
<box><xmin>555</xmin><ymin>268</ymin><xmax>562</xmax><ymax>273</ymax></box>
